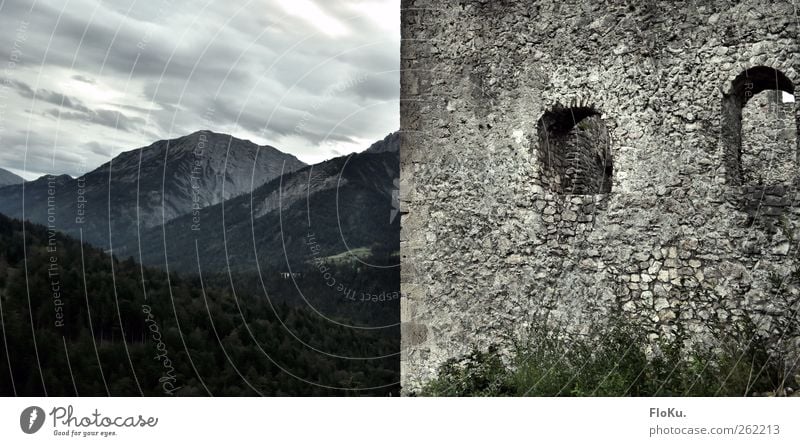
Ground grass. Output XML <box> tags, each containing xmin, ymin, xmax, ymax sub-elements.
<box><xmin>419</xmin><ymin>318</ymin><xmax>798</xmax><ymax>397</ymax></box>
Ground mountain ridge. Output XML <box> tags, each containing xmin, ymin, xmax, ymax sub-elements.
<box><xmin>0</xmin><ymin>130</ymin><xmax>307</xmax><ymax>250</ymax></box>
<box><xmin>134</xmin><ymin>131</ymin><xmax>400</xmax><ymax>273</ymax></box>
<box><xmin>0</xmin><ymin>167</ymin><xmax>24</xmax><ymax>187</ymax></box>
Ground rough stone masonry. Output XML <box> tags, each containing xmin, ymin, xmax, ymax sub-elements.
<box><xmin>400</xmin><ymin>0</ymin><xmax>800</xmax><ymax>393</ymax></box>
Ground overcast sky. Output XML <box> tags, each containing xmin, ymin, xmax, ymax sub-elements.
<box><xmin>0</xmin><ymin>0</ymin><xmax>399</xmax><ymax>179</ymax></box>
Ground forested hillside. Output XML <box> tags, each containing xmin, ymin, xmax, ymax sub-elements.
<box><xmin>0</xmin><ymin>214</ymin><xmax>399</xmax><ymax>396</ymax></box>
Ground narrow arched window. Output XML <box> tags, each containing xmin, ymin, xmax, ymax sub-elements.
<box><xmin>537</xmin><ymin>106</ymin><xmax>612</xmax><ymax>194</ymax></box>
<box><xmin>722</xmin><ymin>66</ymin><xmax>798</xmax><ymax>185</ymax></box>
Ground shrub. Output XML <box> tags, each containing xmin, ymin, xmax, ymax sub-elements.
<box><xmin>419</xmin><ymin>318</ymin><xmax>797</xmax><ymax>397</ymax></box>
<box><xmin>420</xmin><ymin>346</ymin><xmax>514</xmax><ymax>397</ymax></box>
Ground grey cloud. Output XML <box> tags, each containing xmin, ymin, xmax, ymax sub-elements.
<box><xmin>38</xmin><ymin>91</ymin><xmax>93</xmax><ymax>114</ymax></box>
<box><xmin>349</xmin><ymin>72</ymin><xmax>400</xmax><ymax>101</ymax></box>
<box><xmin>208</xmin><ymin>94</ymin><xmax>363</xmax><ymax>146</ymax></box>
<box><xmin>84</xmin><ymin>141</ymin><xmax>107</xmax><ymax>156</ymax></box>
<box><xmin>0</xmin><ymin>0</ymin><xmax>400</xmax><ymax>177</ymax></box>
<box><xmin>3</xmin><ymin>78</ymin><xmax>34</xmax><ymax>96</ymax></box>
<box><xmin>3</xmin><ymin>78</ymin><xmax>92</xmax><ymax>113</ymax></box>
<box><xmin>91</xmin><ymin>109</ymin><xmax>147</xmax><ymax>132</ymax></box>
<box><xmin>44</xmin><ymin>108</ymin><xmax>146</xmax><ymax>133</ymax></box>
<box><xmin>0</xmin><ymin>130</ymin><xmax>87</xmax><ymax>177</ymax></box>
<box><xmin>71</xmin><ymin>74</ymin><xmax>96</xmax><ymax>84</ymax></box>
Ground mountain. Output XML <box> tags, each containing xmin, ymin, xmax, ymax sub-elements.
<box><xmin>0</xmin><ymin>168</ymin><xmax>24</xmax><ymax>187</ymax></box>
<box><xmin>135</xmin><ymin>131</ymin><xmax>400</xmax><ymax>275</ymax></box>
<box><xmin>0</xmin><ymin>131</ymin><xmax>306</xmax><ymax>253</ymax></box>
<box><xmin>0</xmin><ymin>131</ymin><xmax>401</xmax><ymax>396</ymax></box>
<box><xmin>365</xmin><ymin>131</ymin><xmax>400</xmax><ymax>154</ymax></box>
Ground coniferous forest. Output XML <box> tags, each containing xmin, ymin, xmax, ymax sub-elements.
<box><xmin>0</xmin><ymin>214</ymin><xmax>400</xmax><ymax>396</ymax></box>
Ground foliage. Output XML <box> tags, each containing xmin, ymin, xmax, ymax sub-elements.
<box><xmin>420</xmin><ymin>346</ymin><xmax>514</xmax><ymax>397</ymax></box>
<box><xmin>0</xmin><ymin>214</ymin><xmax>399</xmax><ymax>396</ymax></box>
<box><xmin>420</xmin><ymin>318</ymin><xmax>797</xmax><ymax>397</ymax></box>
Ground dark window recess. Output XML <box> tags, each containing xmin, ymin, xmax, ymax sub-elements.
<box><xmin>721</xmin><ymin>66</ymin><xmax>798</xmax><ymax>185</ymax></box>
<box><xmin>537</xmin><ymin>106</ymin><xmax>612</xmax><ymax>194</ymax></box>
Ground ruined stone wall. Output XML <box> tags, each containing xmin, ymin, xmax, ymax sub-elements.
<box><xmin>400</xmin><ymin>0</ymin><xmax>800</xmax><ymax>393</ymax></box>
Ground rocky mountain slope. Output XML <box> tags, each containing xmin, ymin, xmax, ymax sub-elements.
<box><xmin>136</xmin><ymin>132</ymin><xmax>400</xmax><ymax>274</ymax></box>
<box><xmin>0</xmin><ymin>168</ymin><xmax>24</xmax><ymax>187</ymax></box>
<box><xmin>0</xmin><ymin>130</ymin><xmax>305</xmax><ymax>252</ymax></box>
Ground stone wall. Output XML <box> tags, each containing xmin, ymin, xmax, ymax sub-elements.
<box><xmin>400</xmin><ymin>0</ymin><xmax>800</xmax><ymax>393</ymax></box>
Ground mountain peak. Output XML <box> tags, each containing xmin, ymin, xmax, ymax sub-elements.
<box><xmin>152</xmin><ymin>131</ymin><xmax>305</xmax><ymax>166</ymax></box>
<box><xmin>0</xmin><ymin>131</ymin><xmax>308</xmax><ymax>252</ymax></box>
<box><xmin>0</xmin><ymin>168</ymin><xmax>24</xmax><ymax>187</ymax></box>
<box><xmin>365</xmin><ymin>131</ymin><xmax>400</xmax><ymax>154</ymax></box>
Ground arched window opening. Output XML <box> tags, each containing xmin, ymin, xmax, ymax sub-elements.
<box><xmin>722</xmin><ymin>66</ymin><xmax>798</xmax><ymax>185</ymax></box>
<box><xmin>537</xmin><ymin>105</ymin><xmax>612</xmax><ymax>195</ymax></box>
<box><xmin>741</xmin><ymin>89</ymin><xmax>798</xmax><ymax>184</ymax></box>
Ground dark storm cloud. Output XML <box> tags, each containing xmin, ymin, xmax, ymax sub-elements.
<box><xmin>0</xmin><ymin>0</ymin><xmax>399</xmax><ymax>177</ymax></box>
